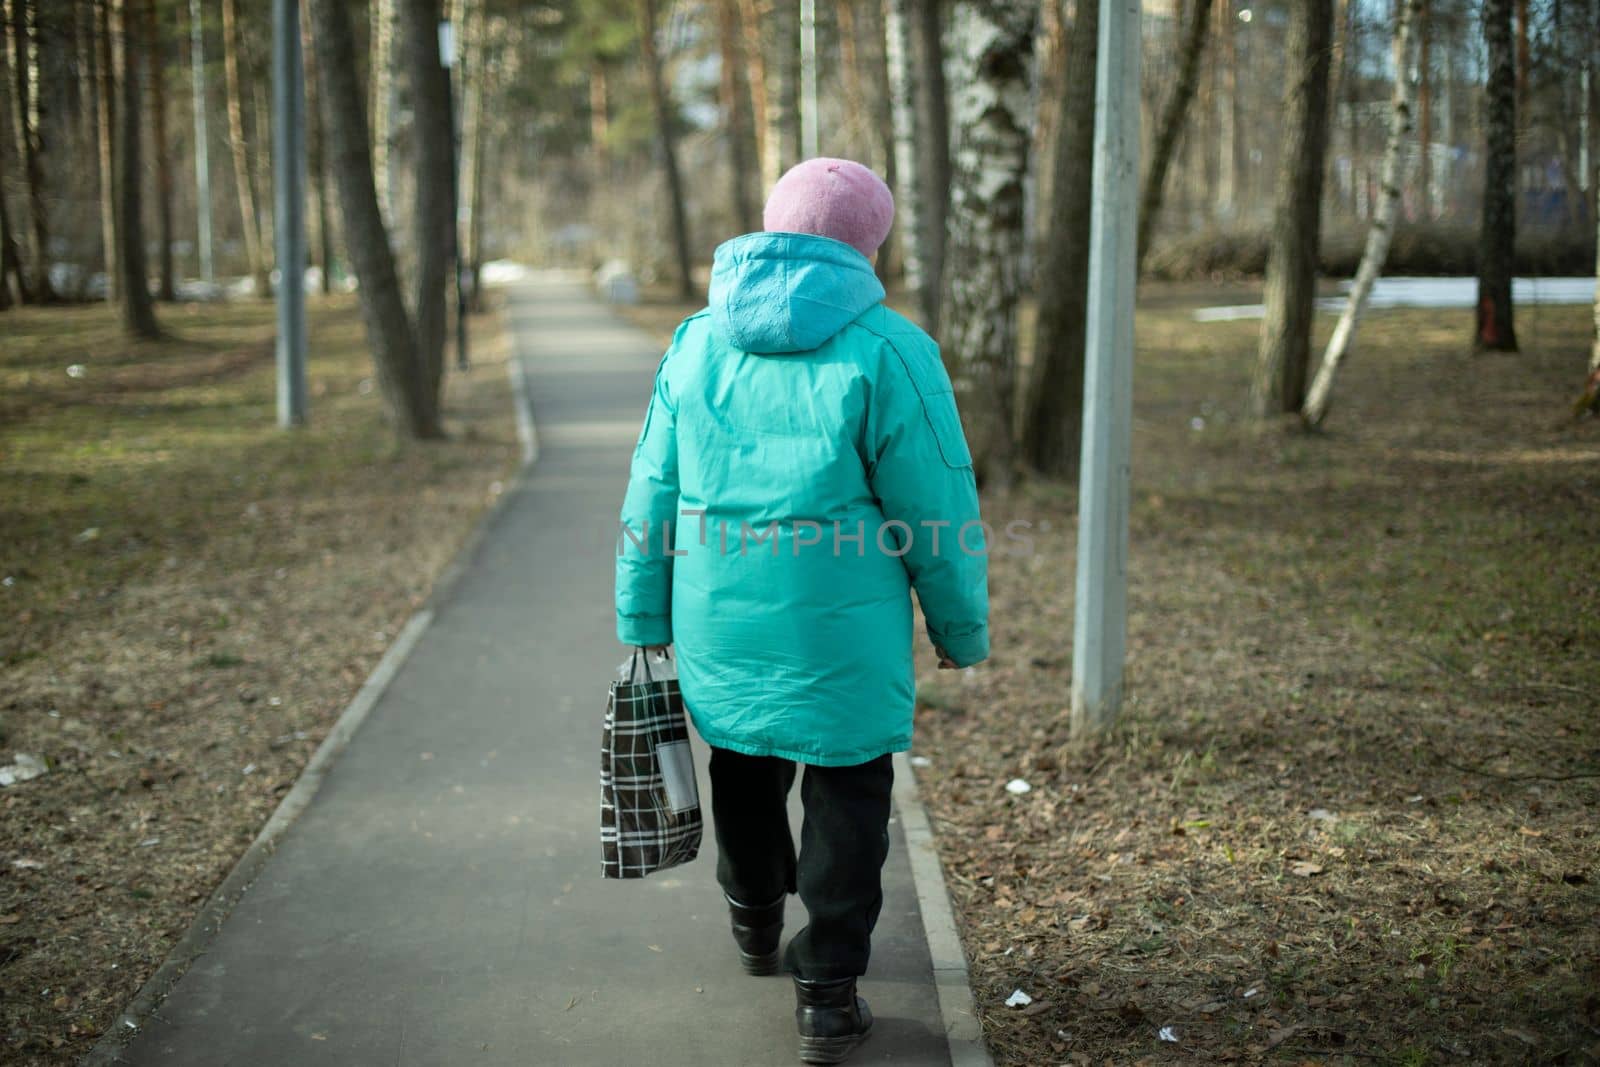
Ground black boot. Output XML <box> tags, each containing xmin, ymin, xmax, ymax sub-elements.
<box><xmin>793</xmin><ymin>976</ymin><xmax>873</xmax><ymax>1065</ymax></box>
<box><xmin>725</xmin><ymin>891</ymin><xmax>785</xmax><ymax>975</ymax></box>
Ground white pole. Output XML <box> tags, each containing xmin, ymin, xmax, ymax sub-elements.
<box><xmin>800</xmin><ymin>0</ymin><xmax>818</xmax><ymax>157</ymax></box>
<box><xmin>190</xmin><ymin>0</ymin><xmax>213</xmax><ymax>283</ymax></box>
<box><xmin>1072</xmin><ymin>0</ymin><xmax>1141</xmax><ymax>736</ymax></box>
<box><xmin>273</xmin><ymin>0</ymin><xmax>307</xmax><ymax>427</ymax></box>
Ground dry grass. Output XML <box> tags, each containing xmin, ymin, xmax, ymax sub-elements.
<box><xmin>621</xmin><ymin>285</ymin><xmax>1600</xmax><ymax>1064</ymax></box>
<box><xmin>0</xmin><ymin>295</ymin><xmax>519</xmax><ymax>1064</ymax></box>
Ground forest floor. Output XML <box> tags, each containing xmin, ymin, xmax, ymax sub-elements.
<box><xmin>0</xmin><ymin>295</ymin><xmax>519</xmax><ymax>1064</ymax></box>
<box><xmin>621</xmin><ymin>285</ymin><xmax>1600</xmax><ymax>1065</ymax></box>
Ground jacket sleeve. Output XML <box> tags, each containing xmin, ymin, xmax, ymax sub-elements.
<box><xmin>615</xmin><ymin>353</ymin><xmax>679</xmax><ymax>647</ymax></box>
<box><xmin>866</xmin><ymin>336</ymin><xmax>991</xmax><ymax>668</ymax></box>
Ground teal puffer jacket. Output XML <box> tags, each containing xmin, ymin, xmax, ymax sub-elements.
<box><xmin>615</xmin><ymin>231</ymin><xmax>989</xmax><ymax>767</ymax></box>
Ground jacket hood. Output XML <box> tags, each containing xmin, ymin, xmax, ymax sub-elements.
<box><xmin>708</xmin><ymin>232</ymin><xmax>886</xmax><ymax>354</ymax></box>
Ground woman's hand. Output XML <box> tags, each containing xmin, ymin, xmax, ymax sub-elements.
<box><xmin>643</xmin><ymin>644</ymin><xmax>671</xmax><ymax>658</ymax></box>
<box><xmin>934</xmin><ymin>645</ymin><xmax>958</xmax><ymax>670</ymax></box>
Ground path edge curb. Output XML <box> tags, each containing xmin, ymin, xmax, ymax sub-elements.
<box><xmin>84</xmin><ymin>293</ymin><xmax>541</xmax><ymax>1065</ymax></box>
<box><xmin>892</xmin><ymin>752</ymin><xmax>994</xmax><ymax>1067</ymax></box>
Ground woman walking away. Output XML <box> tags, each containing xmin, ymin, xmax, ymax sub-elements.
<box><xmin>615</xmin><ymin>158</ymin><xmax>990</xmax><ymax>1065</ymax></box>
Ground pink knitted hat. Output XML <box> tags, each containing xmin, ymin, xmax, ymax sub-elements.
<box><xmin>762</xmin><ymin>158</ymin><xmax>895</xmax><ymax>259</ymax></box>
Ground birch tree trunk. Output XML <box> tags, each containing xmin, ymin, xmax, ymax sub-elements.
<box><xmin>308</xmin><ymin>0</ymin><xmax>438</xmax><ymax>439</ymax></box>
<box><xmin>1417</xmin><ymin>0</ymin><xmax>1432</xmax><ymax>219</ymax></box>
<box><xmin>117</xmin><ymin>0</ymin><xmax>158</xmax><ymax>337</ymax></box>
<box><xmin>371</xmin><ymin>0</ymin><xmax>397</xmax><ymax>226</ymax></box>
<box><xmin>1249</xmin><ymin>0</ymin><xmax>1334</xmax><ymax>419</ymax></box>
<box><xmin>639</xmin><ymin>0</ymin><xmax>696</xmax><ymax>302</ymax></box>
<box><xmin>1022</xmin><ymin>0</ymin><xmax>1097</xmax><ymax>479</ymax></box>
<box><xmin>884</xmin><ymin>0</ymin><xmax>925</xmax><ymax>304</ymax></box>
<box><xmin>716</xmin><ymin>0</ymin><xmax>758</xmax><ymax>233</ymax></box>
<box><xmin>853</xmin><ymin>0</ymin><xmax>896</xmax><ymax>282</ymax></box>
<box><xmin>1303</xmin><ymin>0</ymin><xmax>1421</xmax><ymax>429</ymax></box>
<box><xmin>144</xmin><ymin>0</ymin><xmax>174</xmax><ymax>300</ymax></box>
<box><xmin>913</xmin><ymin>0</ymin><xmax>948</xmax><ymax>321</ymax></box>
<box><xmin>939</xmin><ymin>1</ymin><xmax>1034</xmax><ymax>490</ymax></box>
<box><xmin>222</xmin><ymin>0</ymin><xmax>267</xmax><ymax>295</ymax></box>
<box><xmin>1136</xmin><ymin>0</ymin><xmax>1214</xmax><ymax>274</ymax></box>
<box><xmin>1475</xmin><ymin>0</ymin><xmax>1518</xmax><ymax>351</ymax></box>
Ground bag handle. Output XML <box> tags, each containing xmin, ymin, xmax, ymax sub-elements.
<box><xmin>629</xmin><ymin>645</ymin><xmax>671</xmax><ymax>684</ymax></box>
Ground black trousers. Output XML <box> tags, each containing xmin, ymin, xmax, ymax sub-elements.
<box><xmin>707</xmin><ymin>746</ymin><xmax>894</xmax><ymax>982</ymax></box>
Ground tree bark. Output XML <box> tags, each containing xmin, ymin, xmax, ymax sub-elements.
<box><xmin>400</xmin><ymin>0</ymin><xmax>453</xmax><ymax>424</ymax></box>
<box><xmin>1417</xmin><ymin>0</ymin><xmax>1432</xmax><ymax>219</ymax></box>
<box><xmin>1303</xmin><ymin>0</ymin><xmax>1421</xmax><ymax>428</ymax></box>
<box><xmin>912</xmin><ymin>0</ymin><xmax>948</xmax><ymax>323</ymax></box>
<box><xmin>1475</xmin><ymin>0</ymin><xmax>1518</xmax><ymax>351</ymax></box>
<box><xmin>463</xmin><ymin>0</ymin><xmax>490</xmax><ymax>310</ymax></box>
<box><xmin>144</xmin><ymin>0</ymin><xmax>174</xmax><ymax>300</ymax></box>
<box><xmin>768</xmin><ymin>0</ymin><xmax>801</xmax><ymax>176</ymax></box>
<box><xmin>11</xmin><ymin>0</ymin><xmax>55</xmax><ymax>301</ymax></box>
<box><xmin>854</xmin><ymin>0</ymin><xmax>896</xmax><ymax>283</ymax></box>
<box><xmin>639</xmin><ymin>0</ymin><xmax>696</xmax><ymax>302</ymax></box>
<box><xmin>939</xmin><ymin>1</ymin><xmax>1033</xmax><ymax>490</ymax></box>
<box><xmin>97</xmin><ymin>0</ymin><xmax>115</xmax><ymax>300</ymax></box>
<box><xmin>300</xmin><ymin>0</ymin><xmax>333</xmax><ymax>293</ymax></box>
<box><xmin>1136</xmin><ymin>0</ymin><xmax>1214</xmax><ymax>274</ymax></box>
<box><xmin>884</xmin><ymin>0</ymin><xmax>926</xmax><ymax>306</ymax></box>
<box><xmin>0</xmin><ymin>0</ymin><xmax>32</xmax><ymax>304</ymax></box>
<box><xmin>1022</xmin><ymin>0</ymin><xmax>1097</xmax><ymax>479</ymax></box>
<box><xmin>308</xmin><ymin>0</ymin><xmax>438</xmax><ymax>439</ymax></box>
<box><xmin>716</xmin><ymin>0</ymin><xmax>758</xmax><ymax>233</ymax></box>
<box><xmin>222</xmin><ymin>0</ymin><xmax>267</xmax><ymax>295</ymax></box>
<box><xmin>736</xmin><ymin>0</ymin><xmax>771</xmax><ymax>191</ymax></box>
<box><xmin>117</xmin><ymin>0</ymin><xmax>158</xmax><ymax>337</ymax></box>
<box><xmin>370</xmin><ymin>0</ymin><xmax>397</xmax><ymax>226</ymax></box>
<box><xmin>1249</xmin><ymin>0</ymin><xmax>1334</xmax><ymax>419</ymax></box>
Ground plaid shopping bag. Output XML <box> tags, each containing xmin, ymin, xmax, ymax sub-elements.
<box><xmin>600</xmin><ymin>649</ymin><xmax>702</xmax><ymax>878</ymax></box>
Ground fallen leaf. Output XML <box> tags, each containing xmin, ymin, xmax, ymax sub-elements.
<box><xmin>1290</xmin><ymin>861</ymin><xmax>1325</xmax><ymax>877</ymax></box>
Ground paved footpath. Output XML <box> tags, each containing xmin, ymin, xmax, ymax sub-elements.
<box><xmin>109</xmin><ymin>275</ymin><xmax>965</xmax><ymax>1066</ymax></box>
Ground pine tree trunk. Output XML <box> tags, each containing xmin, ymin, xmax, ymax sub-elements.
<box><xmin>639</xmin><ymin>0</ymin><xmax>696</xmax><ymax>302</ymax></box>
<box><xmin>144</xmin><ymin>0</ymin><xmax>174</xmax><ymax>300</ymax></box>
<box><xmin>1022</xmin><ymin>0</ymin><xmax>1096</xmax><ymax>479</ymax></box>
<box><xmin>837</xmin><ymin>0</ymin><xmax>864</xmax><ymax>159</ymax></box>
<box><xmin>117</xmin><ymin>0</ymin><xmax>158</xmax><ymax>337</ymax></box>
<box><xmin>308</xmin><ymin>0</ymin><xmax>437</xmax><ymax>439</ymax></box>
<box><xmin>11</xmin><ymin>0</ymin><xmax>56</xmax><ymax>300</ymax></box>
<box><xmin>97</xmin><ymin>0</ymin><xmax>115</xmax><ymax>301</ymax></box>
<box><xmin>1476</xmin><ymin>0</ymin><xmax>1518</xmax><ymax>351</ymax></box>
<box><xmin>400</xmin><ymin>0</ymin><xmax>453</xmax><ymax>426</ymax></box>
<box><xmin>1214</xmin><ymin>0</ymin><xmax>1237</xmax><ymax>220</ymax></box>
<box><xmin>736</xmin><ymin>0</ymin><xmax>770</xmax><ymax>191</ymax></box>
<box><xmin>939</xmin><ymin>1</ymin><xmax>1033</xmax><ymax>490</ymax></box>
<box><xmin>1249</xmin><ymin>0</ymin><xmax>1334</xmax><ymax>419</ymax></box>
<box><xmin>222</xmin><ymin>0</ymin><xmax>267</xmax><ymax>295</ymax></box>
<box><xmin>1303</xmin><ymin>0</ymin><xmax>1421</xmax><ymax>428</ymax></box>
<box><xmin>716</xmin><ymin>0</ymin><xmax>758</xmax><ymax>233</ymax></box>
<box><xmin>1136</xmin><ymin>0</ymin><xmax>1214</xmax><ymax>274</ymax></box>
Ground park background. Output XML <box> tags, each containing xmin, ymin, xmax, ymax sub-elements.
<box><xmin>2</xmin><ymin>0</ymin><xmax>1597</xmax><ymax>1062</ymax></box>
